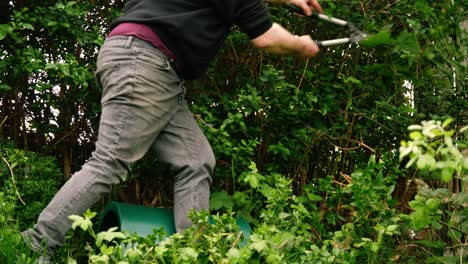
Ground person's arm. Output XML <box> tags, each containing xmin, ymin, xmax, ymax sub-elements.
<box><xmin>251</xmin><ymin>23</ymin><xmax>319</xmax><ymax>59</ymax></box>
<box><xmin>264</xmin><ymin>0</ymin><xmax>323</xmax><ymax>16</ymax></box>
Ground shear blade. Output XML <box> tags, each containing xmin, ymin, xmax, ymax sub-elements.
<box><xmin>351</xmin><ymin>33</ymin><xmax>369</xmax><ymax>43</ymax></box>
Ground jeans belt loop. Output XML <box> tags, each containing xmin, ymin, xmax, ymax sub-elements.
<box><xmin>124</xmin><ymin>36</ymin><xmax>133</xmax><ymax>48</ymax></box>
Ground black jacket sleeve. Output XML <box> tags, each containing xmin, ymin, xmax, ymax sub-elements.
<box><xmin>210</xmin><ymin>0</ymin><xmax>273</xmax><ymax>39</ymax></box>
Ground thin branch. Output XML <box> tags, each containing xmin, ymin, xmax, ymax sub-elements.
<box><xmin>403</xmin><ymin>244</ymin><xmax>450</xmax><ymax>264</ymax></box>
<box><xmin>297</xmin><ymin>58</ymin><xmax>309</xmax><ymax>89</ymax></box>
<box><xmin>52</xmin><ymin>124</ymin><xmax>79</xmax><ymax>146</ymax></box>
<box><xmin>1</xmin><ymin>156</ymin><xmax>26</xmax><ymax>205</ymax></box>
<box><xmin>0</xmin><ymin>116</ymin><xmax>7</xmax><ymax>127</ymax></box>
<box><xmin>193</xmin><ymin>114</ymin><xmax>218</xmax><ymax>131</ymax></box>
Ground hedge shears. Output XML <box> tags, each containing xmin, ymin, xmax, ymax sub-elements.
<box><xmin>286</xmin><ymin>4</ymin><xmax>369</xmax><ymax>47</ymax></box>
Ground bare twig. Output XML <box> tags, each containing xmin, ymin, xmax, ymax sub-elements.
<box><xmin>193</xmin><ymin>114</ymin><xmax>218</xmax><ymax>131</ymax></box>
<box><xmin>340</xmin><ymin>172</ymin><xmax>352</xmax><ymax>183</ymax></box>
<box><xmin>403</xmin><ymin>244</ymin><xmax>450</xmax><ymax>264</ymax></box>
<box><xmin>332</xmin><ymin>180</ymin><xmax>347</xmax><ymax>187</ymax></box>
<box><xmin>297</xmin><ymin>58</ymin><xmax>309</xmax><ymax>89</ymax></box>
<box><xmin>324</xmin><ymin>136</ymin><xmax>375</xmax><ymax>153</ymax></box>
<box><xmin>53</xmin><ymin>124</ymin><xmax>79</xmax><ymax>146</ymax></box>
<box><xmin>0</xmin><ymin>116</ymin><xmax>7</xmax><ymax>127</ymax></box>
<box><xmin>230</xmin><ymin>231</ymin><xmax>244</xmax><ymax>247</ymax></box>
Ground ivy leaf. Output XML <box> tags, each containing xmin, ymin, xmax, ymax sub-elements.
<box><xmin>359</xmin><ymin>30</ymin><xmax>395</xmax><ymax>47</ymax></box>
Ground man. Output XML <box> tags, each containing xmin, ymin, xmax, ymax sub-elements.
<box><xmin>23</xmin><ymin>0</ymin><xmax>322</xmax><ymax>261</ymax></box>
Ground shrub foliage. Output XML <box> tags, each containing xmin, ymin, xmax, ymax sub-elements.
<box><xmin>0</xmin><ymin>0</ymin><xmax>466</xmax><ymax>263</ymax></box>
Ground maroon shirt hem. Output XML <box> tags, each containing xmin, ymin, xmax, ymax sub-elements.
<box><xmin>108</xmin><ymin>22</ymin><xmax>177</xmax><ymax>63</ymax></box>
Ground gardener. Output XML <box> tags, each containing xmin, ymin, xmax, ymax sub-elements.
<box><xmin>23</xmin><ymin>0</ymin><xmax>322</xmax><ymax>261</ymax></box>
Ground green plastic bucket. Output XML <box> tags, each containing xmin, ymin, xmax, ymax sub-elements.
<box><xmin>98</xmin><ymin>202</ymin><xmax>251</xmax><ymax>245</ymax></box>
<box><xmin>98</xmin><ymin>202</ymin><xmax>176</xmax><ymax>239</ymax></box>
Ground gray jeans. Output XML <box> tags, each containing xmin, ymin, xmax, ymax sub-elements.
<box><xmin>23</xmin><ymin>36</ymin><xmax>215</xmax><ymax>255</ymax></box>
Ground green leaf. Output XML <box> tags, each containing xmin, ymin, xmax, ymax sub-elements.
<box><xmin>411</xmin><ymin>209</ymin><xmax>430</xmax><ymax>230</ymax></box>
<box><xmin>440</xmin><ymin>168</ymin><xmax>454</xmax><ymax>182</ymax></box>
<box><xmin>416</xmin><ymin>154</ymin><xmax>436</xmax><ymax>170</ymax></box>
<box><xmin>0</xmin><ymin>24</ymin><xmax>12</xmax><ymax>41</ymax></box>
<box><xmin>395</xmin><ymin>30</ymin><xmax>420</xmax><ymax>54</ymax></box>
<box><xmin>408</xmin><ymin>200</ymin><xmax>424</xmax><ymax>210</ymax></box>
<box><xmin>359</xmin><ymin>30</ymin><xmax>394</xmax><ymax>47</ymax></box>
<box><xmin>279</xmin><ymin>212</ymin><xmax>290</xmax><ymax>219</ymax></box>
<box><xmin>343</xmin><ymin>76</ymin><xmax>361</xmax><ymax>85</ymax></box>
<box><xmin>96</xmin><ymin>227</ymin><xmax>126</xmax><ymax>246</ymax></box>
<box><xmin>400</xmin><ymin>145</ymin><xmax>412</xmax><ymax>159</ymax></box>
<box><xmin>247</xmin><ymin>161</ymin><xmax>258</xmax><ymax>173</ymax></box>
<box><xmin>442</xmin><ymin>118</ymin><xmax>453</xmax><ymax>128</ymax></box>
<box><xmin>178</xmin><ymin>247</ymin><xmax>198</xmax><ymax>260</ymax></box>
<box><xmin>83</xmin><ymin>209</ymin><xmax>97</xmax><ymax>219</ymax></box>
<box><xmin>405</xmin><ymin>156</ymin><xmax>418</xmax><ymax>168</ymax></box>
<box><xmin>227</xmin><ymin>248</ymin><xmax>241</xmax><ymax>260</ymax></box>
<box><xmin>307</xmin><ymin>193</ymin><xmax>323</xmax><ymax>202</ymax></box>
<box><xmin>385</xmin><ymin>225</ymin><xmax>399</xmax><ymax>235</ymax></box>
<box><xmin>45</xmin><ymin>63</ymin><xmax>59</xmax><ymax>70</ymax></box>
<box><xmin>209</xmin><ymin>191</ymin><xmax>233</xmax><ymax>210</ymax></box>
<box><xmin>408</xmin><ymin>125</ymin><xmax>423</xmax><ymax>131</ymax></box>
<box><xmin>0</xmin><ymin>84</ymin><xmax>12</xmax><ymax>92</ymax></box>
<box><xmin>425</xmin><ymin>198</ymin><xmax>440</xmax><ymax>211</ymax></box>
<box><xmin>244</xmin><ymin>172</ymin><xmax>260</xmax><ymax>189</ymax></box>
<box><xmin>409</xmin><ymin>131</ymin><xmax>422</xmax><ymax>140</ymax></box>
<box><xmin>370</xmin><ymin>242</ymin><xmax>379</xmax><ymax>252</ymax></box>
<box><xmin>68</xmin><ymin>215</ymin><xmax>83</xmax><ymax>222</ymax></box>
<box><xmin>69</xmin><ymin>215</ymin><xmax>91</xmax><ymax>231</ymax></box>
<box><xmin>22</xmin><ymin>23</ymin><xmax>34</xmax><ymax>30</ymax></box>
<box><xmin>251</xmin><ymin>239</ymin><xmax>268</xmax><ymax>252</ymax></box>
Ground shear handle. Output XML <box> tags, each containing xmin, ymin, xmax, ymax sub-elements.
<box><xmin>316</xmin><ymin>38</ymin><xmax>352</xmax><ymax>47</ymax></box>
<box><xmin>286</xmin><ymin>4</ymin><xmax>348</xmax><ymax>27</ymax></box>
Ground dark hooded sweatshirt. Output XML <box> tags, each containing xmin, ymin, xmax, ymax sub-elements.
<box><xmin>110</xmin><ymin>0</ymin><xmax>273</xmax><ymax>80</ymax></box>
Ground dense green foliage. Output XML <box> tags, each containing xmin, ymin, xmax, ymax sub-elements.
<box><xmin>0</xmin><ymin>0</ymin><xmax>467</xmax><ymax>263</ymax></box>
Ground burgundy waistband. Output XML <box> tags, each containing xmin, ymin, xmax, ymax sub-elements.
<box><xmin>108</xmin><ymin>22</ymin><xmax>177</xmax><ymax>63</ymax></box>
